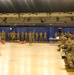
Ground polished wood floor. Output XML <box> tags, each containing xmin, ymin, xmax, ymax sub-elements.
<box><xmin>0</xmin><ymin>43</ymin><xmax>74</xmax><ymax>75</ymax></box>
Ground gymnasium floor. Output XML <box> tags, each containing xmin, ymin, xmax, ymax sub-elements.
<box><xmin>0</xmin><ymin>43</ymin><xmax>74</xmax><ymax>75</ymax></box>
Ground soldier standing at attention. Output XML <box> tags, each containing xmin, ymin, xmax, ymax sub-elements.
<box><xmin>21</xmin><ymin>31</ymin><xmax>24</xmax><ymax>41</ymax></box>
<box><xmin>36</xmin><ymin>32</ymin><xmax>38</xmax><ymax>42</ymax></box>
<box><xmin>32</xmin><ymin>32</ymin><xmax>34</xmax><ymax>42</ymax></box>
<box><xmin>2</xmin><ymin>30</ymin><xmax>6</xmax><ymax>41</ymax></box>
<box><xmin>29</xmin><ymin>31</ymin><xmax>32</xmax><ymax>44</ymax></box>
<box><xmin>25</xmin><ymin>32</ymin><xmax>28</xmax><ymax>41</ymax></box>
<box><xmin>39</xmin><ymin>32</ymin><xmax>43</xmax><ymax>41</ymax></box>
<box><xmin>4</xmin><ymin>31</ymin><xmax>6</xmax><ymax>41</ymax></box>
<box><xmin>17</xmin><ymin>32</ymin><xmax>20</xmax><ymax>40</ymax></box>
<box><xmin>44</xmin><ymin>32</ymin><xmax>47</xmax><ymax>41</ymax></box>
<box><xmin>12</xmin><ymin>31</ymin><xmax>16</xmax><ymax>41</ymax></box>
<box><xmin>11</xmin><ymin>31</ymin><xmax>13</xmax><ymax>41</ymax></box>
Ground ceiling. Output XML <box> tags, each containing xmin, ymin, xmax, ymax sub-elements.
<box><xmin>0</xmin><ymin>0</ymin><xmax>74</xmax><ymax>13</ymax></box>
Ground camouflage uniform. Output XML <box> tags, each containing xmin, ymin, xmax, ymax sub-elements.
<box><xmin>36</xmin><ymin>32</ymin><xmax>38</xmax><ymax>41</ymax></box>
<box><xmin>39</xmin><ymin>32</ymin><xmax>43</xmax><ymax>41</ymax></box>
<box><xmin>29</xmin><ymin>31</ymin><xmax>32</xmax><ymax>44</ymax></box>
<box><xmin>25</xmin><ymin>32</ymin><xmax>28</xmax><ymax>41</ymax></box>
<box><xmin>21</xmin><ymin>32</ymin><xmax>24</xmax><ymax>41</ymax></box>
<box><xmin>2</xmin><ymin>31</ymin><xmax>6</xmax><ymax>41</ymax></box>
<box><xmin>12</xmin><ymin>31</ymin><xmax>16</xmax><ymax>41</ymax></box>
<box><xmin>4</xmin><ymin>31</ymin><xmax>6</xmax><ymax>41</ymax></box>
<box><xmin>32</xmin><ymin>32</ymin><xmax>34</xmax><ymax>42</ymax></box>
<box><xmin>44</xmin><ymin>32</ymin><xmax>47</xmax><ymax>41</ymax></box>
<box><xmin>11</xmin><ymin>32</ymin><xmax>13</xmax><ymax>41</ymax></box>
<box><xmin>17</xmin><ymin>32</ymin><xmax>20</xmax><ymax>40</ymax></box>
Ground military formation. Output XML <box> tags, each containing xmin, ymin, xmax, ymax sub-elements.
<box><xmin>58</xmin><ymin>32</ymin><xmax>74</xmax><ymax>69</ymax></box>
<box><xmin>0</xmin><ymin>31</ymin><xmax>47</xmax><ymax>42</ymax></box>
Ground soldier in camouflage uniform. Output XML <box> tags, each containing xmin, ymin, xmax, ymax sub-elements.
<box><xmin>1</xmin><ymin>30</ymin><xmax>6</xmax><ymax>41</ymax></box>
<box><xmin>4</xmin><ymin>31</ymin><xmax>6</xmax><ymax>41</ymax></box>
<box><xmin>35</xmin><ymin>32</ymin><xmax>38</xmax><ymax>42</ymax></box>
<box><xmin>11</xmin><ymin>32</ymin><xmax>13</xmax><ymax>41</ymax></box>
<box><xmin>17</xmin><ymin>32</ymin><xmax>20</xmax><ymax>40</ymax></box>
<box><xmin>39</xmin><ymin>32</ymin><xmax>43</xmax><ymax>41</ymax></box>
<box><xmin>25</xmin><ymin>32</ymin><xmax>28</xmax><ymax>41</ymax></box>
<box><xmin>44</xmin><ymin>32</ymin><xmax>47</xmax><ymax>41</ymax></box>
<box><xmin>32</xmin><ymin>32</ymin><xmax>34</xmax><ymax>42</ymax></box>
<box><xmin>21</xmin><ymin>31</ymin><xmax>24</xmax><ymax>41</ymax></box>
<box><xmin>12</xmin><ymin>31</ymin><xmax>16</xmax><ymax>41</ymax></box>
<box><xmin>29</xmin><ymin>31</ymin><xmax>32</xmax><ymax>44</ymax></box>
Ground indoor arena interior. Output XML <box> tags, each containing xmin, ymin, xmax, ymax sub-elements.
<box><xmin>0</xmin><ymin>0</ymin><xmax>74</xmax><ymax>75</ymax></box>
